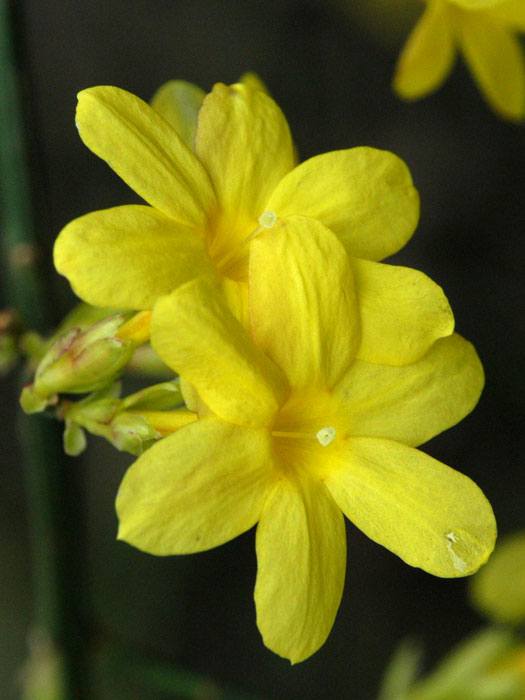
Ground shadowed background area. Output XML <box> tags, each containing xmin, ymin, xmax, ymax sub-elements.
<box><xmin>0</xmin><ymin>1</ymin><xmax>524</xmax><ymax>698</ymax></box>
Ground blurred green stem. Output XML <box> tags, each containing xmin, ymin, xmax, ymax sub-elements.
<box><xmin>0</xmin><ymin>1</ymin><xmax>86</xmax><ymax>697</ymax></box>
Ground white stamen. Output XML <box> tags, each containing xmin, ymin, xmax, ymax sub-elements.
<box><xmin>316</xmin><ymin>426</ymin><xmax>336</xmax><ymax>447</ymax></box>
<box><xmin>258</xmin><ymin>210</ymin><xmax>277</xmax><ymax>229</ymax></box>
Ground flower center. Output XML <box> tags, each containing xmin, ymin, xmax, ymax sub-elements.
<box><xmin>270</xmin><ymin>389</ymin><xmax>344</xmax><ymax>477</ymax></box>
<box><xmin>210</xmin><ymin>210</ymin><xmax>278</xmax><ymax>280</ymax></box>
<box><xmin>257</xmin><ymin>210</ymin><xmax>278</xmax><ymax>229</ymax></box>
<box><xmin>271</xmin><ymin>425</ymin><xmax>337</xmax><ymax>447</ymax></box>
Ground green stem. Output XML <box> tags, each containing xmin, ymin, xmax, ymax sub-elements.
<box><xmin>0</xmin><ymin>1</ymin><xmax>87</xmax><ymax>696</ymax></box>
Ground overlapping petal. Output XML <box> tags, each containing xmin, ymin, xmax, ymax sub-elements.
<box><xmin>116</xmin><ymin>416</ymin><xmax>274</xmax><ymax>554</ymax></box>
<box><xmin>393</xmin><ymin>0</ymin><xmax>456</xmax><ymax>100</ymax></box>
<box><xmin>267</xmin><ymin>147</ymin><xmax>419</xmax><ymax>261</ymax></box>
<box><xmin>76</xmin><ymin>86</ymin><xmax>216</xmax><ymax>226</ymax></box>
<box><xmin>254</xmin><ymin>472</ymin><xmax>346</xmax><ymax>663</ymax></box>
<box><xmin>150</xmin><ymin>80</ymin><xmax>205</xmax><ymax>149</ymax></box>
<box><xmin>487</xmin><ymin>0</ymin><xmax>525</xmax><ymax>30</ymax></box>
<box><xmin>351</xmin><ymin>258</ymin><xmax>454</xmax><ymax>365</ymax></box>
<box><xmin>151</xmin><ymin>276</ymin><xmax>287</xmax><ymax>427</ymax></box>
<box><xmin>249</xmin><ymin>217</ymin><xmax>360</xmax><ymax>390</ymax></box>
<box><xmin>54</xmin><ymin>205</ymin><xmax>213</xmax><ymax>309</ymax></box>
<box><xmin>335</xmin><ymin>334</ymin><xmax>484</xmax><ymax>446</ymax></box>
<box><xmin>458</xmin><ymin>11</ymin><xmax>525</xmax><ymax>120</ymax></box>
<box><xmin>195</xmin><ymin>83</ymin><xmax>295</xmax><ymax>235</ymax></box>
<box><xmin>325</xmin><ymin>437</ymin><xmax>496</xmax><ymax>577</ymax></box>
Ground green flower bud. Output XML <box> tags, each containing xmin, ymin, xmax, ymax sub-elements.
<box><xmin>121</xmin><ymin>380</ymin><xmax>183</xmax><ymax>411</ymax></box>
<box><xmin>63</xmin><ymin>421</ymin><xmax>87</xmax><ymax>457</ymax></box>
<box><xmin>20</xmin><ymin>385</ymin><xmax>53</xmax><ymax>414</ymax></box>
<box><xmin>109</xmin><ymin>413</ymin><xmax>160</xmax><ymax>456</ymax></box>
<box><xmin>21</xmin><ymin>315</ymin><xmax>135</xmax><ymax>413</ymax></box>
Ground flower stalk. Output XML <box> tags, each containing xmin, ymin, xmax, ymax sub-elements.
<box><xmin>0</xmin><ymin>2</ymin><xmax>87</xmax><ymax>696</ymax></box>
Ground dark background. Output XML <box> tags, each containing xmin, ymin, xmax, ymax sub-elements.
<box><xmin>1</xmin><ymin>1</ymin><xmax>524</xmax><ymax>698</ymax></box>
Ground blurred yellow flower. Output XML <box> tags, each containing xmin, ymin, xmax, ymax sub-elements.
<box><xmin>394</xmin><ymin>0</ymin><xmax>525</xmax><ymax>120</ymax></box>
<box><xmin>116</xmin><ymin>220</ymin><xmax>495</xmax><ymax>663</ymax></box>
<box><xmin>471</xmin><ymin>531</ymin><xmax>525</xmax><ymax>624</ymax></box>
<box><xmin>53</xmin><ymin>76</ymin><xmax>456</xmax><ymax>365</ymax></box>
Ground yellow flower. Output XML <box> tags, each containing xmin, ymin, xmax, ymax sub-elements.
<box><xmin>53</xmin><ymin>77</ymin><xmax>453</xmax><ymax>365</ymax></box>
<box><xmin>471</xmin><ymin>531</ymin><xmax>525</xmax><ymax>624</ymax></box>
<box><xmin>394</xmin><ymin>0</ymin><xmax>525</xmax><ymax>120</ymax></box>
<box><xmin>116</xmin><ymin>219</ymin><xmax>495</xmax><ymax>663</ymax></box>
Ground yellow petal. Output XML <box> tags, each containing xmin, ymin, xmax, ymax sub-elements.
<box><xmin>249</xmin><ymin>217</ymin><xmax>360</xmax><ymax>390</ymax></box>
<box><xmin>54</xmin><ymin>205</ymin><xmax>213</xmax><ymax>310</ymax></box>
<box><xmin>352</xmin><ymin>258</ymin><xmax>454</xmax><ymax>365</ymax></box>
<box><xmin>470</xmin><ymin>532</ymin><xmax>525</xmax><ymax>623</ymax></box>
<box><xmin>239</xmin><ymin>72</ymin><xmax>270</xmax><ymax>94</ymax></box>
<box><xmin>195</xmin><ymin>83</ymin><xmax>295</xmax><ymax>234</ymax></box>
<box><xmin>116</xmin><ymin>416</ymin><xmax>273</xmax><ymax>554</ymax></box>
<box><xmin>76</xmin><ymin>86</ymin><xmax>216</xmax><ymax>226</ymax></box>
<box><xmin>254</xmin><ymin>473</ymin><xmax>346</xmax><ymax>663</ymax></box>
<box><xmin>487</xmin><ymin>0</ymin><xmax>525</xmax><ymax>30</ymax></box>
<box><xmin>393</xmin><ymin>0</ymin><xmax>456</xmax><ymax>100</ymax></box>
<box><xmin>151</xmin><ymin>276</ymin><xmax>287</xmax><ymax>427</ymax></box>
<box><xmin>325</xmin><ymin>437</ymin><xmax>496</xmax><ymax>577</ymax></box>
<box><xmin>150</xmin><ymin>80</ymin><xmax>205</xmax><ymax>149</ymax></box>
<box><xmin>451</xmin><ymin>0</ymin><xmax>509</xmax><ymax>9</ymax></box>
<box><xmin>458</xmin><ymin>12</ymin><xmax>525</xmax><ymax>120</ymax></box>
<box><xmin>267</xmin><ymin>148</ymin><xmax>419</xmax><ymax>261</ymax></box>
<box><xmin>335</xmin><ymin>334</ymin><xmax>484</xmax><ymax>446</ymax></box>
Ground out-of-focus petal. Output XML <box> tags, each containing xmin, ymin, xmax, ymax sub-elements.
<box><xmin>150</xmin><ymin>80</ymin><xmax>205</xmax><ymax>149</ymax></box>
<box><xmin>470</xmin><ymin>531</ymin><xmax>525</xmax><ymax>623</ymax></box>
<box><xmin>325</xmin><ymin>437</ymin><xmax>496</xmax><ymax>577</ymax></box>
<box><xmin>487</xmin><ymin>0</ymin><xmax>525</xmax><ymax>30</ymax></box>
<box><xmin>76</xmin><ymin>86</ymin><xmax>216</xmax><ymax>225</ymax></box>
<box><xmin>352</xmin><ymin>258</ymin><xmax>454</xmax><ymax>366</ymax></box>
<box><xmin>451</xmin><ymin>0</ymin><xmax>509</xmax><ymax>9</ymax></box>
<box><xmin>116</xmin><ymin>416</ymin><xmax>274</xmax><ymax>554</ymax></box>
<box><xmin>335</xmin><ymin>334</ymin><xmax>484</xmax><ymax>446</ymax></box>
<box><xmin>458</xmin><ymin>12</ymin><xmax>525</xmax><ymax>120</ymax></box>
<box><xmin>267</xmin><ymin>147</ymin><xmax>419</xmax><ymax>261</ymax></box>
<box><xmin>249</xmin><ymin>217</ymin><xmax>360</xmax><ymax>390</ymax></box>
<box><xmin>54</xmin><ymin>205</ymin><xmax>213</xmax><ymax>310</ymax></box>
<box><xmin>151</xmin><ymin>276</ymin><xmax>287</xmax><ymax>427</ymax></box>
<box><xmin>393</xmin><ymin>0</ymin><xmax>456</xmax><ymax>100</ymax></box>
<box><xmin>254</xmin><ymin>472</ymin><xmax>346</xmax><ymax>663</ymax></box>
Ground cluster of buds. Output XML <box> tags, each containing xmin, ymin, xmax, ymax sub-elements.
<box><xmin>18</xmin><ymin>308</ymin><xmax>191</xmax><ymax>456</ymax></box>
<box><xmin>61</xmin><ymin>380</ymin><xmax>186</xmax><ymax>456</ymax></box>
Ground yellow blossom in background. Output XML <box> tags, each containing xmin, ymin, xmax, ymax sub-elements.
<box><xmin>53</xmin><ymin>76</ymin><xmax>456</xmax><ymax>366</ymax></box>
<box><xmin>394</xmin><ymin>0</ymin><xmax>525</xmax><ymax>120</ymax></box>
<box><xmin>379</xmin><ymin>628</ymin><xmax>525</xmax><ymax>700</ymax></box>
<box><xmin>116</xmin><ymin>219</ymin><xmax>495</xmax><ymax>663</ymax></box>
<box><xmin>471</xmin><ymin>531</ymin><xmax>525</xmax><ymax>624</ymax></box>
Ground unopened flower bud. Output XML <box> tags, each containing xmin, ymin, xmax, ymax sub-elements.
<box><xmin>109</xmin><ymin>413</ymin><xmax>160</xmax><ymax>456</ymax></box>
<box><xmin>63</xmin><ymin>420</ymin><xmax>87</xmax><ymax>457</ymax></box>
<box><xmin>121</xmin><ymin>380</ymin><xmax>183</xmax><ymax>411</ymax></box>
<box><xmin>20</xmin><ymin>315</ymin><xmax>134</xmax><ymax>413</ymax></box>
